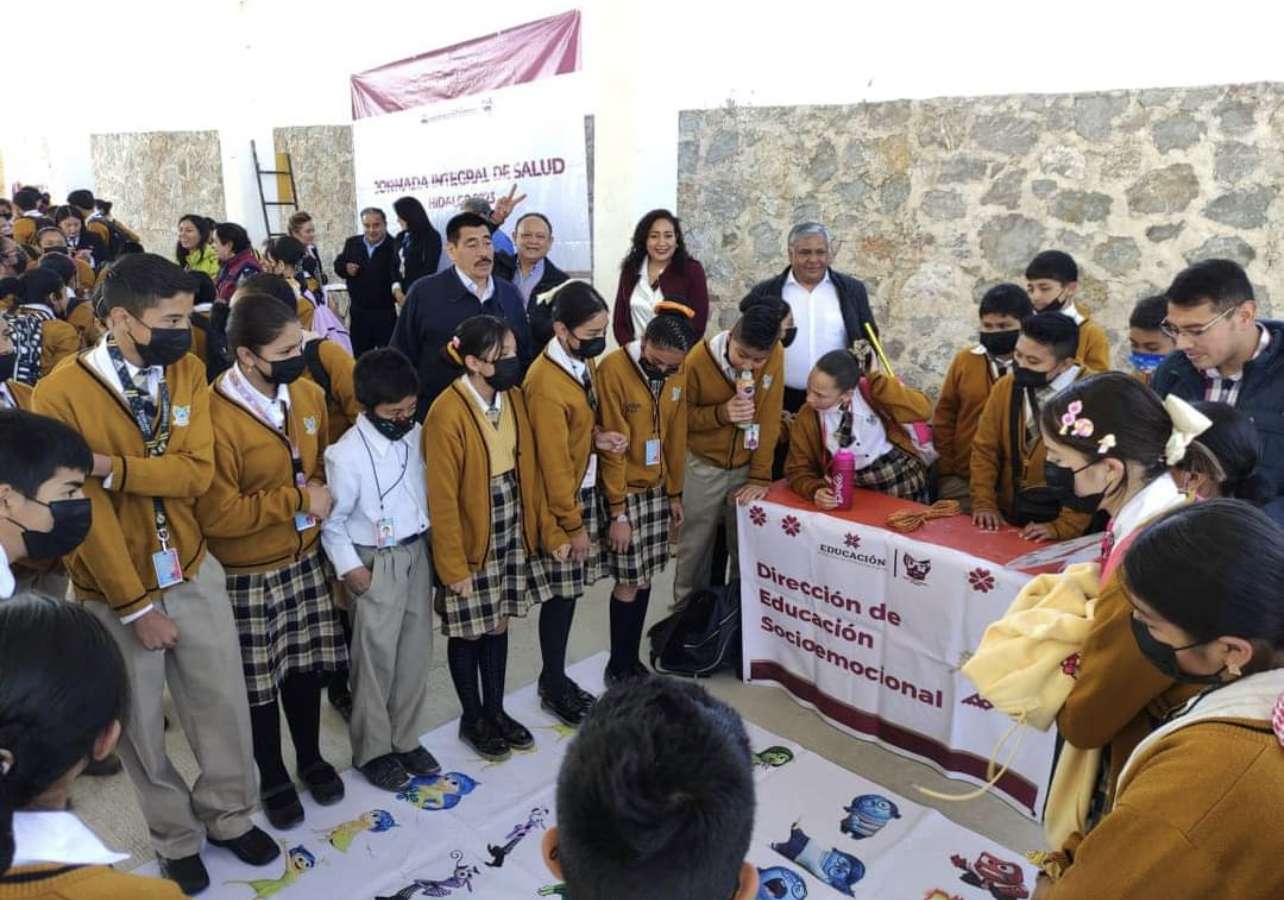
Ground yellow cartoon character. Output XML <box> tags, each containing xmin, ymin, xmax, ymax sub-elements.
<box><xmin>318</xmin><ymin>808</ymin><xmax>399</xmax><ymax>852</ymax></box>
<box><xmin>396</xmin><ymin>772</ymin><xmax>479</xmax><ymax>811</ymax></box>
<box><xmin>226</xmin><ymin>844</ymin><xmax>317</xmax><ymax>899</ymax></box>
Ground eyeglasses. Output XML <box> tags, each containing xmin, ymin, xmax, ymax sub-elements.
<box><xmin>1160</xmin><ymin>305</ymin><xmax>1235</xmax><ymax>340</ymax></box>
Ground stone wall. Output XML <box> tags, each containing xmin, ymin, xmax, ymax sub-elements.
<box><xmin>273</xmin><ymin>126</ymin><xmax>356</xmax><ymax>280</ymax></box>
<box><xmin>91</xmin><ymin>131</ymin><xmax>226</xmax><ymax>259</ymax></box>
<box><xmin>676</xmin><ymin>82</ymin><xmax>1283</xmax><ymax>394</ymax></box>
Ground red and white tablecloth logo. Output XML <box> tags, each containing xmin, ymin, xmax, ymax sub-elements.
<box><xmin>781</xmin><ymin>515</ymin><xmax>802</xmax><ymax>537</ymax></box>
<box><xmin>967</xmin><ymin>568</ymin><xmax>995</xmax><ymax>593</ymax></box>
<box><xmin>749</xmin><ymin>506</ymin><xmax>767</xmax><ymax>527</ymax></box>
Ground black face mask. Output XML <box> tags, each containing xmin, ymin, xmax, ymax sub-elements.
<box><xmin>1043</xmin><ymin>293</ymin><xmax>1067</xmax><ymax>313</ymax></box>
<box><xmin>781</xmin><ymin>326</ymin><xmax>798</xmax><ymax>348</ymax></box>
<box><xmin>1043</xmin><ymin>460</ymin><xmax>1106</xmax><ymax>513</ymax></box>
<box><xmin>132</xmin><ymin>320</ymin><xmax>192</xmax><ymax>368</ymax></box>
<box><xmin>366</xmin><ymin>411</ymin><xmax>413</xmax><ymax>442</ymax></box>
<box><xmin>1012</xmin><ymin>364</ymin><xmax>1050</xmax><ymax>389</ymax></box>
<box><xmin>0</xmin><ymin>352</ymin><xmax>14</xmax><ymax>383</ymax></box>
<box><xmin>979</xmin><ymin>330</ymin><xmax>1019</xmax><ymax>357</ymax></box>
<box><xmin>10</xmin><ymin>497</ymin><xmax>92</xmax><ymax>561</ymax></box>
<box><xmin>1130</xmin><ymin>617</ymin><xmax>1225</xmax><ymax>685</ymax></box>
<box><xmin>485</xmin><ymin>357</ymin><xmax>523</xmax><ymax>391</ymax></box>
<box><xmin>570</xmin><ymin>335</ymin><xmax>606</xmax><ymax>361</ymax></box>
<box><xmin>260</xmin><ymin>353</ymin><xmax>307</xmax><ymax>386</ymax></box>
<box><xmin>639</xmin><ymin>357</ymin><xmax>675</xmax><ymax>386</ymax></box>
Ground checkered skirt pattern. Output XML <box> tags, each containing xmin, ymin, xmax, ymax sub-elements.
<box><xmin>605</xmin><ymin>485</ymin><xmax>673</xmax><ymax>585</ymax></box>
<box><xmin>438</xmin><ymin>471</ymin><xmax>552</xmax><ymax>639</ymax></box>
<box><xmin>226</xmin><ymin>548</ymin><xmax>347</xmax><ymax>707</ymax></box>
<box><xmin>542</xmin><ymin>486</ymin><xmax>606</xmax><ymax>599</ymax></box>
<box><xmin>855</xmin><ymin>446</ymin><xmax>931</xmax><ymax>504</ymax></box>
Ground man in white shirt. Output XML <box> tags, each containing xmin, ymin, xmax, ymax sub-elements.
<box><xmin>743</xmin><ymin>222</ymin><xmax>879</xmax><ymax>414</ymax></box>
<box><xmin>322</xmin><ymin>348</ymin><xmax>437</xmax><ymax>793</ymax></box>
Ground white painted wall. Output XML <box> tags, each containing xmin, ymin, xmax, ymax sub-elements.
<box><xmin>6</xmin><ymin>0</ymin><xmax>1284</xmax><ymax>269</ymax></box>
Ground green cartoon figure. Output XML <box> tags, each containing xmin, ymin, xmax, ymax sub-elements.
<box><xmin>754</xmin><ymin>746</ymin><xmax>795</xmax><ymax>770</ymax></box>
<box><xmin>226</xmin><ymin>844</ymin><xmax>317</xmax><ymax>898</ymax></box>
<box><xmin>318</xmin><ymin>808</ymin><xmax>398</xmax><ymax>852</ymax></box>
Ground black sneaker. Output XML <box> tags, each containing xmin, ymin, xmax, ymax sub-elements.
<box><xmin>490</xmin><ymin>711</ymin><xmax>535</xmax><ymax>751</ymax></box>
<box><xmin>460</xmin><ymin>716</ymin><xmax>510</xmax><ymax>762</ymax></box>
<box><xmin>83</xmin><ymin>751</ymin><xmax>123</xmax><ymax>777</ymax></box>
<box><xmin>327</xmin><ymin>681</ymin><xmax>353</xmax><ymax>721</ymax></box>
<box><xmin>398</xmin><ymin>746</ymin><xmax>441</xmax><ymax>777</ymax></box>
<box><xmin>208</xmin><ymin>826</ymin><xmax>281</xmax><ymax>866</ymax></box>
<box><xmin>158</xmin><ymin>853</ymin><xmax>210</xmax><ymax>896</ymax></box>
<box><xmin>259</xmin><ymin>782</ymin><xmax>304</xmax><ymax>830</ymax></box>
<box><xmin>539</xmin><ymin>681</ymin><xmax>589</xmax><ymax>727</ymax></box>
<box><xmin>300</xmin><ymin>761</ymin><xmax>345</xmax><ymax>806</ymax></box>
<box><xmin>604</xmin><ymin>660</ymin><xmax>650</xmax><ymax>690</ymax></box>
<box><xmin>564</xmin><ymin>677</ymin><xmax>597</xmax><ymax>711</ymax></box>
<box><xmin>361</xmin><ymin>754</ymin><xmax>412</xmax><ymax>792</ymax></box>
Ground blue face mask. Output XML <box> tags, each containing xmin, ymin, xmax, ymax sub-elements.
<box><xmin>1130</xmin><ymin>351</ymin><xmax>1166</xmax><ymax>374</ymax></box>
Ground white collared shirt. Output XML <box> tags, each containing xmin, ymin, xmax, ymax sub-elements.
<box><xmin>1024</xmin><ymin>364</ymin><xmax>1081</xmax><ymax>442</ymax></box>
<box><xmin>630</xmin><ymin>259</ymin><xmax>665</xmax><ymax>339</ymax></box>
<box><xmin>0</xmin><ymin>381</ymin><xmax>16</xmax><ymax>410</ymax></box>
<box><xmin>1111</xmin><ymin>472</ymin><xmax>1185</xmax><ymax>547</ymax></box>
<box><xmin>1060</xmin><ymin>301</ymin><xmax>1086</xmax><ymax>326</ymax></box>
<box><xmin>0</xmin><ymin>542</ymin><xmax>14</xmax><ymax>599</ymax></box>
<box><xmin>708</xmin><ymin>330</ymin><xmax>738</xmax><ymax>383</ymax></box>
<box><xmin>970</xmin><ymin>343</ymin><xmax>1012</xmax><ymax>380</ymax></box>
<box><xmin>821</xmin><ymin>393</ymin><xmax>893</xmax><ymax>469</ymax></box>
<box><xmin>782</xmin><ymin>269</ymin><xmax>845</xmax><ymax>390</ymax></box>
<box><xmin>224</xmin><ymin>363</ymin><xmax>290</xmax><ymax>431</ymax></box>
<box><xmin>11</xmin><ymin>811</ymin><xmax>130</xmax><ymax>867</ymax></box>
<box><xmin>461</xmin><ymin>373</ymin><xmax>504</xmax><ymax>419</ymax></box>
<box><xmin>456</xmin><ymin>267</ymin><xmax>495</xmax><ymax>303</ymax></box>
<box><xmin>88</xmin><ymin>336</ymin><xmax>162</xmax><ymax>404</ymax></box>
<box><xmin>547</xmin><ymin>334</ymin><xmax>588</xmax><ymax>383</ymax></box>
<box><xmin>322</xmin><ymin>414</ymin><xmax>429</xmax><ymax>577</ymax></box>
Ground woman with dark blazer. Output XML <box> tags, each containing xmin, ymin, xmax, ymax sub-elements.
<box><xmin>393</xmin><ymin>196</ymin><xmax>443</xmax><ymax>296</ymax></box>
<box><xmin>612</xmin><ymin>209</ymin><xmax>709</xmax><ymax>346</ymax></box>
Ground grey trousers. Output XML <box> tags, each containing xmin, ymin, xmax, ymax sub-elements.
<box><xmin>85</xmin><ymin>553</ymin><xmax>257</xmax><ymax>858</ymax></box>
<box><xmin>937</xmin><ymin>474</ymin><xmax>974</xmax><ymax>513</ymax></box>
<box><xmin>349</xmin><ymin>536</ymin><xmax>435</xmax><ymax>767</ymax></box>
<box><xmin>673</xmin><ymin>454</ymin><xmax>749</xmax><ymax>606</ymax></box>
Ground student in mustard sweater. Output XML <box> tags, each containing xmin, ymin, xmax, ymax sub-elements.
<box><xmin>932</xmin><ymin>283</ymin><xmax>1034</xmax><ymax>510</ymax></box>
<box><xmin>263</xmin><ymin>236</ymin><xmax>318</xmax><ymax>331</ymax></box>
<box><xmin>674</xmin><ymin>303</ymin><xmax>784</xmax><ymax>605</ymax></box>
<box><xmin>971</xmin><ymin>313</ymin><xmax>1095</xmax><ymax>542</ymax></box>
<box><xmin>32</xmin><ymin>253</ymin><xmax>273</xmax><ymax>895</ymax></box>
<box><xmin>426</xmin><ymin>316</ymin><xmax>568</xmax><ymax>761</ymax></box>
<box><xmin>196</xmin><ymin>293</ymin><xmax>346</xmax><ymax>831</ymax></box>
<box><xmin>1023</xmin><ymin>250</ymin><xmax>1110</xmax><ymax>372</ymax></box>
<box><xmin>786</xmin><ymin>349</ymin><xmax>932</xmax><ymax>505</ymax></box>
<box><xmin>36</xmin><ymin>252</ymin><xmax>100</xmax><ymax>349</ymax></box>
<box><xmin>597</xmin><ymin>302</ymin><xmax>696</xmax><ymax>685</ymax></box>
<box><xmin>1039</xmin><ymin>501</ymin><xmax>1284</xmax><ymax>900</ymax></box>
<box><xmin>8</xmin><ymin>268</ymin><xmax>79</xmax><ymax>385</ymax></box>
<box><xmin>0</xmin><ymin>595</ymin><xmax>184</xmax><ymax>899</ymax></box>
<box><xmin>524</xmin><ymin>281</ymin><xmax>622</xmax><ymax>725</ymax></box>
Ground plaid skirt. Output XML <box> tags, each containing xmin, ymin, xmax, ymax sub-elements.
<box><xmin>226</xmin><ymin>548</ymin><xmax>347</xmax><ymax>707</ymax></box>
<box><xmin>542</xmin><ymin>486</ymin><xmax>606</xmax><ymax>599</ymax></box>
<box><xmin>605</xmin><ymin>485</ymin><xmax>673</xmax><ymax>586</ymax></box>
<box><xmin>855</xmin><ymin>446</ymin><xmax>931</xmax><ymax>504</ymax></box>
<box><xmin>438</xmin><ymin>470</ymin><xmax>552</xmax><ymax>639</ymax></box>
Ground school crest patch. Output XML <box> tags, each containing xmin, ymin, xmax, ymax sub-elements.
<box><xmin>671</xmin><ymin>386</ymin><xmax>682</xmax><ymax>401</ymax></box>
<box><xmin>763</xmin><ymin>374</ymin><xmax>774</xmax><ymax>390</ymax></box>
<box><xmin>172</xmin><ymin>406</ymin><xmax>190</xmax><ymax>427</ymax></box>
<box><xmin>303</xmin><ymin>416</ymin><xmax>318</xmax><ymax>435</ymax></box>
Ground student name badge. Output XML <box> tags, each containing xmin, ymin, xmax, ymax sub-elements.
<box><xmin>581</xmin><ymin>453</ymin><xmax>598</xmax><ymax>490</ymax></box>
<box><xmin>376</xmin><ymin>517</ymin><xmax>397</xmax><ymax>549</ymax></box>
<box><xmin>645</xmin><ymin>438</ymin><xmax>662</xmax><ymax>467</ymax></box>
<box><xmin>152</xmin><ymin>548</ymin><xmax>184</xmax><ymax>589</ymax></box>
<box><xmin>294</xmin><ymin>511</ymin><xmax>317</xmax><ymax>532</ymax></box>
<box><xmin>744</xmin><ymin>424</ymin><xmax>761</xmax><ymax>451</ymax></box>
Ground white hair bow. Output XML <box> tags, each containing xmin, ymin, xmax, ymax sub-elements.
<box><xmin>1163</xmin><ymin>394</ymin><xmax>1213</xmax><ymax>466</ymax></box>
<box><xmin>533</xmin><ymin>278</ymin><xmax>590</xmax><ymax>307</ymax></box>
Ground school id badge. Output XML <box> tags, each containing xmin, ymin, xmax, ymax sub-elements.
<box><xmin>376</xmin><ymin>517</ymin><xmax>397</xmax><ymax>549</ymax></box>
<box><xmin>152</xmin><ymin>547</ymin><xmax>184</xmax><ymax>589</ymax></box>
<box><xmin>744</xmin><ymin>423</ymin><xmax>761</xmax><ymax>451</ymax></box>
<box><xmin>295</xmin><ymin>511</ymin><xmax>318</xmax><ymax>532</ymax></box>
<box><xmin>645</xmin><ymin>438</ymin><xmax>662</xmax><ymax>467</ymax></box>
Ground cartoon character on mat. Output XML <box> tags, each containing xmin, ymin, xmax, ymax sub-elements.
<box><xmin>756</xmin><ymin>865</ymin><xmax>808</xmax><ymax>899</ymax></box>
<box><xmin>771</xmin><ymin>822</ymin><xmax>865</xmax><ymax>896</ymax></box>
<box><xmin>950</xmin><ymin>852</ymin><xmax>1030</xmax><ymax>900</ymax></box>
<box><xmin>923</xmin><ymin>891</ymin><xmax>964</xmax><ymax>900</ymax></box>
<box><xmin>396</xmin><ymin>772</ymin><xmax>479</xmax><ymax>811</ymax></box>
<box><xmin>318</xmin><ymin>808</ymin><xmax>399</xmax><ymax>852</ymax></box>
<box><xmin>486</xmin><ymin>806</ymin><xmax>549</xmax><ymax>868</ymax></box>
<box><xmin>753</xmin><ymin>746</ymin><xmax>795</xmax><ymax>770</ymax></box>
<box><xmin>537</xmin><ymin>885</ymin><xmax>569</xmax><ymax>898</ymax></box>
<box><xmin>840</xmin><ymin>794</ymin><xmax>901</xmax><ymax>839</ymax></box>
<box><xmin>374</xmin><ymin>850</ymin><xmax>480</xmax><ymax>898</ymax></box>
<box><xmin>226</xmin><ymin>845</ymin><xmax>317</xmax><ymax>898</ymax></box>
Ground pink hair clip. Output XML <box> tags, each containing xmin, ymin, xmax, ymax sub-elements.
<box><xmin>1059</xmin><ymin>400</ymin><xmax>1095</xmax><ymax>438</ymax></box>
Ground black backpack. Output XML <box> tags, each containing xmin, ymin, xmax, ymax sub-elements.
<box><xmin>647</xmin><ymin>581</ymin><xmax>742</xmax><ymax>678</ymax></box>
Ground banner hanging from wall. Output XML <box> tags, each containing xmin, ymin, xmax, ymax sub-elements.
<box><xmin>350</xmin><ymin>11</ymin><xmax>591</xmax><ymax>274</ymax></box>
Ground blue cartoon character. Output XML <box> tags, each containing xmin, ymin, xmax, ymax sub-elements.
<box><xmin>753</xmin><ymin>746</ymin><xmax>796</xmax><ymax>770</ymax></box>
<box><xmin>318</xmin><ymin>808</ymin><xmax>398</xmax><ymax>852</ymax></box>
<box><xmin>840</xmin><ymin>794</ymin><xmax>901</xmax><ymax>840</ymax></box>
<box><xmin>771</xmin><ymin>823</ymin><xmax>864</xmax><ymax>896</ymax></box>
<box><xmin>226</xmin><ymin>844</ymin><xmax>316</xmax><ymax>898</ymax></box>
<box><xmin>374</xmin><ymin>850</ymin><xmax>480</xmax><ymax>898</ymax></box>
<box><xmin>757</xmin><ymin>865</ymin><xmax>808</xmax><ymax>899</ymax></box>
<box><xmin>396</xmin><ymin>772</ymin><xmax>479</xmax><ymax>811</ymax></box>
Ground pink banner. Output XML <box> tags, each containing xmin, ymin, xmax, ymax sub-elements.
<box><xmin>350</xmin><ymin>10</ymin><xmax>583</xmax><ymax>119</ymax></box>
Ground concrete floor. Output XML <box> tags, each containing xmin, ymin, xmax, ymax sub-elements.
<box><xmin>71</xmin><ymin>564</ymin><xmax>1043</xmax><ymax>871</ymax></box>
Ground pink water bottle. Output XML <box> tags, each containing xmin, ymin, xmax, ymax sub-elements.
<box><xmin>831</xmin><ymin>448</ymin><xmax>856</xmax><ymax>510</ymax></box>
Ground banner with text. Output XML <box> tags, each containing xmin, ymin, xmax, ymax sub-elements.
<box><xmin>352</xmin><ymin>77</ymin><xmax>591</xmax><ymax>273</ymax></box>
<box><xmin>739</xmin><ymin>499</ymin><xmax>1057</xmax><ymax>817</ymax></box>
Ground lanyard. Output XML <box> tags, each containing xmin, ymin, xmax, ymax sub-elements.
<box><xmin>106</xmin><ymin>336</ymin><xmax>174</xmax><ymax>546</ymax></box>
<box><xmin>226</xmin><ymin>368</ymin><xmax>307</xmax><ymax>488</ymax></box>
<box><xmin>357</xmin><ymin>428</ymin><xmax>409</xmax><ymax>513</ymax></box>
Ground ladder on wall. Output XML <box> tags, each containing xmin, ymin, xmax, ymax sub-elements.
<box><xmin>251</xmin><ymin>139</ymin><xmax>299</xmax><ymax>240</ymax></box>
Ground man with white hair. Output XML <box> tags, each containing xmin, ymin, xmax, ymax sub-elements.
<box><xmin>744</xmin><ymin>222</ymin><xmax>878</xmax><ymax>413</ymax></box>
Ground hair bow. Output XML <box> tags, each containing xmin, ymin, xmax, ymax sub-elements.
<box><xmin>533</xmin><ymin>278</ymin><xmax>589</xmax><ymax>307</ymax></box>
<box><xmin>1162</xmin><ymin>394</ymin><xmax>1213</xmax><ymax>466</ymax></box>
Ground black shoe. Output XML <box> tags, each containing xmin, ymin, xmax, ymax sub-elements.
<box><xmin>460</xmin><ymin>716</ymin><xmax>510</xmax><ymax>761</ymax></box>
<box><xmin>361</xmin><ymin>754</ymin><xmax>412</xmax><ymax>792</ymax></box>
<box><xmin>83</xmin><ymin>752</ymin><xmax>123</xmax><ymax>777</ymax></box>
<box><xmin>327</xmin><ymin>682</ymin><xmax>353</xmax><ymax>721</ymax></box>
<box><xmin>604</xmin><ymin>660</ymin><xmax>650</xmax><ymax>690</ymax></box>
<box><xmin>398</xmin><ymin>745</ymin><xmax>441</xmax><ymax>777</ymax></box>
<box><xmin>300</xmin><ymin>761</ymin><xmax>345</xmax><ymax>806</ymax></box>
<box><xmin>208</xmin><ymin>826</ymin><xmax>281</xmax><ymax>866</ymax></box>
<box><xmin>490</xmin><ymin>711</ymin><xmax>535</xmax><ymax>751</ymax></box>
<box><xmin>539</xmin><ymin>681</ymin><xmax>589</xmax><ymax>727</ymax></box>
<box><xmin>158</xmin><ymin>853</ymin><xmax>210</xmax><ymax>896</ymax></box>
<box><xmin>564</xmin><ymin>677</ymin><xmax>596</xmax><ymax>711</ymax></box>
<box><xmin>259</xmin><ymin>783</ymin><xmax>305</xmax><ymax>830</ymax></box>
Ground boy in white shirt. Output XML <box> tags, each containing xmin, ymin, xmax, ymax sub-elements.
<box><xmin>322</xmin><ymin>348</ymin><xmax>437</xmax><ymax>792</ymax></box>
